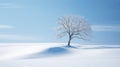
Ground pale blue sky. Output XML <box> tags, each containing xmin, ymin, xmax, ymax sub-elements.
<box><xmin>0</xmin><ymin>0</ymin><xmax>120</xmax><ymax>44</ymax></box>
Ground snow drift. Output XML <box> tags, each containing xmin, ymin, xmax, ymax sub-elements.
<box><xmin>0</xmin><ymin>43</ymin><xmax>120</xmax><ymax>67</ymax></box>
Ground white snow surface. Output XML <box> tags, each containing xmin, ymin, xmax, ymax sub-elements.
<box><xmin>0</xmin><ymin>43</ymin><xmax>120</xmax><ymax>67</ymax></box>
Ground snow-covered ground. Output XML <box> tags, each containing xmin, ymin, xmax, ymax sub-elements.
<box><xmin>0</xmin><ymin>43</ymin><xmax>120</xmax><ymax>67</ymax></box>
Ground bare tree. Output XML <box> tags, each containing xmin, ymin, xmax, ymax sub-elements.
<box><xmin>57</xmin><ymin>15</ymin><xmax>92</xmax><ymax>47</ymax></box>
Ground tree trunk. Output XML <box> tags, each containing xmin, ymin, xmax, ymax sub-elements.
<box><xmin>68</xmin><ymin>38</ymin><xmax>71</xmax><ymax>47</ymax></box>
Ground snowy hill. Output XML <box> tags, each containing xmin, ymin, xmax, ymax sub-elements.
<box><xmin>0</xmin><ymin>43</ymin><xmax>120</xmax><ymax>67</ymax></box>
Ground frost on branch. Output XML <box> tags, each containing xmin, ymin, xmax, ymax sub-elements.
<box><xmin>56</xmin><ymin>15</ymin><xmax>92</xmax><ymax>46</ymax></box>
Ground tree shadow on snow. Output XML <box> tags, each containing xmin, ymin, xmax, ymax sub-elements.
<box><xmin>64</xmin><ymin>45</ymin><xmax>79</xmax><ymax>49</ymax></box>
<box><xmin>22</xmin><ymin>46</ymin><xmax>70</xmax><ymax>59</ymax></box>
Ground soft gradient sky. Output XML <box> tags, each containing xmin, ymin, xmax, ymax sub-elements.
<box><xmin>0</xmin><ymin>0</ymin><xmax>120</xmax><ymax>44</ymax></box>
